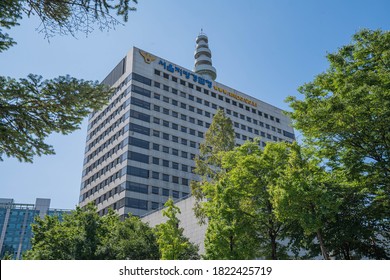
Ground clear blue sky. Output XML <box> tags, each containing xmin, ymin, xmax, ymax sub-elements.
<box><xmin>1</xmin><ymin>0</ymin><xmax>389</xmax><ymax>209</ymax></box>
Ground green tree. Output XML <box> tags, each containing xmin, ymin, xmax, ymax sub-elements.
<box><xmin>191</xmin><ymin>109</ymin><xmax>235</xmax><ymax>219</ymax></box>
<box><xmin>0</xmin><ymin>0</ymin><xmax>138</xmax><ymax>42</ymax></box>
<box><xmin>24</xmin><ymin>204</ymin><xmax>159</xmax><ymax>259</ymax></box>
<box><xmin>202</xmin><ymin>141</ymin><xmax>296</xmax><ymax>260</ymax></box>
<box><xmin>155</xmin><ymin>198</ymin><xmax>199</xmax><ymax>260</ymax></box>
<box><xmin>269</xmin><ymin>143</ymin><xmax>341</xmax><ymax>260</ymax></box>
<box><xmin>286</xmin><ymin>29</ymin><xmax>390</xmax><ymax>258</ymax></box>
<box><xmin>0</xmin><ymin>0</ymin><xmax>138</xmax><ymax>162</ymax></box>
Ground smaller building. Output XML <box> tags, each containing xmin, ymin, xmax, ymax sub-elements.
<box><xmin>0</xmin><ymin>198</ymin><xmax>70</xmax><ymax>259</ymax></box>
<box><xmin>141</xmin><ymin>195</ymin><xmax>207</xmax><ymax>254</ymax></box>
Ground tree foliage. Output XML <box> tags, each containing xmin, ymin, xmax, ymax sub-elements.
<box><xmin>191</xmin><ymin>109</ymin><xmax>235</xmax><ymax>220</ymax></box>
<box><xmin>287</xmin><ymin>29</ymin><xmax>390</xmax><ymax>216</ymax></box>
<box><xmin>0</xmin><ymin>0</ymin><xmax>138</xmax><ymax>42</ymax></box>
<box><xmin>0</xmin><ymin>74</ymin><xmax>112</xmax><ymax>162</ymax></box>
<box><xmin>286</xmin><ymin>29</ymin><xmax>390</xmax><ymax>259</ymax></box>
<box><xmin>1</xmin><ymin>0</ymin><xmax>138</xmax><ymax>162</ymax></box>
<box><xmin>155</xmin><ymin>198</ymin><xmax>199</xmax><ymax>260</ymax></box>
<box><xmin>24</xmin><ymin>204</ymin><xmax>159</xmax><ymax>260</ymax></box>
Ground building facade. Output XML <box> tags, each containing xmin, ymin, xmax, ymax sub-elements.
<box><xmin>79</xmin><ymin>34</ymin><xmax>295</xmax><ymax>218</ymax></box>
<box><xmin>0</xmin><ymin>198</ymin><xmax>69</xmax><ymax>259</ymax></box>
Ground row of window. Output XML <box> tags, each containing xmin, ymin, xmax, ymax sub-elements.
<box><xmin>154</xmin><ymin>69</ymin><xmax>281</xmax><ymax>123</ymax></box>
<box><xmin>151</xmin><ymin>81</ymin><xmax>289</xmax><ymax>139</ymax></box>
<box><xmin>89</xmin><ymin>83</ymin><xmax>130</xmax><ymax>130</ymax></box>
<box><xmin>82</xmin><ymin>163</ymin><xmax>192</xmax><ymax>202</ymax></box>
<box><xmin>86</xmin><ymin>126</ymin><xmax>125</xmax><ymax>153</ymax></box>
<box><xmin>88</xmin><ymin>71</ymin><xmax>151</xmax><ymax>130</ymax></box>
<box><xmin>88</xmin><ymin>93</ymin><xmax>128</xmax><ymax>138</ymax></box>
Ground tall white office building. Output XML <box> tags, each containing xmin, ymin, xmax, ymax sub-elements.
<box><xmin>79</xmin><ymin>33</ymin><xmax>295</xmax><ymax>218</ymax></box>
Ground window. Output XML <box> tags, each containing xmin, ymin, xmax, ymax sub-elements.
<box><xmin>152</xmin><ymin>186</ymin><xmax>159</xmax><ymax>194</ymax></box>
<box><xmin>190</xmin><ymin>141</ymin><xmax>196</xmax><ymax>148</ymax></box>
<box><xmin>153</xmin><ymin>117</ymin><xmax>160</xmax><ymax>124</ymax></box>
<box><xmin>189</xmin><ymin>117</ymin><xmax>195</xmax><ymax>123</ymax></box>
<box><xmin>182</xmin><ymin>178</ymin><xmax>189</xmax><ymax>186</ymax></box>
<box><xmin>172</xmin><ymin>76</ymin><xmax>178</xmax><ymax>83</ymax></box>
<box><xmin>189</xmin><ymin>129</ymin><xmax>195</xmax><ymax>136</ymax></box>
<box><xmin>196</xmin><ymin>86</ymin><xmax>202</xmax><ymax>92</ymax></box>
<box><xmin>181</xmin><ymin>103</ymin><xmax>187</xmax><ymax>109</ymax></box>
<box><xmin>198</xmin><ymin>131</ymin><xmax>204</xmax><ymax>138</ymax></box>
<box><xmin>125</xmin><ymin>197</ymin><xmax>148</xmax><ymax>210</ymax></box>
<box><xmin>163</xmin><ymin>85</ymin><xmax>169</xmax><ymax>91</ymax></box>
<box><xmin>127</xmin><ymin>166</ymin><xmax>149</xmax><ymax>178</ymax></box>
<box><xmin>181</xmin><ymin>126</ymin><xmax>187</xmax><ymax>133</ymax></box>
<box><xmin>196</xmin><ymin>97</ymin><xmax>202</xmax><ymax>104</ymax></box>
<box><xmin>130</xmin><ymin>110</ymin><xmax>151</xmax><ymax>122</ymax></box>
<box><xmin>189</xmin><ymin>105</ymin><xmax>195</xmax><ymax>112</ymax></box>
<box><xmin>241</xmin><ymin>124</ymin><xmax>246</xmax><ymax>130</ymax></box>
<box><xmin>239</xmin><ymin>103</ymin><xmax>243</xmax><ymax>109</ymax></box>
<box><xmin>152</xmin><ymin>202</ymin><xmax>159</xmax><ymax>210</ymax></box>
<box><xmin>129</xmin><ymin>137</ymin><xmax>149</xmax><ymax>149</ymax></box>
<box><xmin>163</xmin><ymin>96</ymin><xmax>169</xmax><ymax>103</ymax></box>
<box><xmin>129</xmin><ymin>151</ymin><xmax>149</xmax><ymax>163</ymax></box>
<box><xmin>172</xmin><ymin>123</ymin><xmax>178</xmax><ymax>130</ymax></box>
<box><xmin>163</xmin><ymin>133</ymin><xmax>169</xmax><ymax>140</ymax></box>
<box><xmin>172</xmin><ymin>111</ymin><xmax>178</xmax><ymax>118</ymax></box>
<box><xmin>131</xmin><ymin>97</ymin><xmax>150</xmax><ymax>110</ymax></box>
<box><xmin>172</xmin><ymin>190</ymin><xmax>179</xmax><ymax>198</ymax></box>
<box><xmin>197</xmin><ymin>120</ymin><xmax>203</xmax><ymax>126</ymax></box>
<box><xmin>129</xmin><ymin>123</ymin><xmax>150</xmax><ymax>135</ymax></box>
<box><xmin>162</xmin><ymin>188</ymin><xmax>170</xmax><ymax>196</ymax></box>
<box><xmin>163</xmin><ymin>160</ymin><xmax>169</xmax><ymax>167</ymax></box>
<box><xmin>154</xmin><ymin>81</ymin><xmax>160</xmax><ymax>88</ymax></box>
<box><xmin>163</xmin><ymin>146</ymin><xmax>169</xmax><ymax>153</ymax></box>
<box><xmin>181</xmin><ymin>138</ymin><xmax>187</xmax><ymax>145</ymax></box>
<box><xmin>189</xmin><ymin>95</ymin><xmax>194</xmax><ymax>101</ymax></box>
<box><xmin>153</xmin><ymin>105</ymin><xmax>160</xmax><ymax>112</ymax></box>
<box><xmin>163</xmin><ymin>120</ymin><xmax>169</xmax><ymax>127</ymax></box>
<box><xmin>153</xmin><ymin>130</ymin><xmax>160</xmax><ymax>137</ymax></box>
<box><xmin>172</xmin><ymin>177</ymin><xmax>179</xmax><ymax>184</ymax></box>
<box><xmin>163</xmin><ymin>72</ymin><xmax>169</xmax><ymax>79</ymax></box>
<box><xmin>172</xmin><ymin>148</ymin><xmax>179</xmax><ymax>156</ymax></box>
<box><xmin>234</xmin><ymin>122</ymin><xmax>239</xmax><ymax>128</ymax></box>
<box><xmin>132</xmin><ymin>73</ymin><xmax>151</xmax><ymax>86</ymax></box>
<box><xmin>163</xmin><ymin>108</ymin><xmax>169</xmax><ymax>115</ymax></box>
<box><xmin>197</xmin><ymin>108</ymin><xmax>203</xmax><ymax>115</ymax></box>
<box><xmin>188</xmin><ymin>83</ymin><xmax>194</xmax><ymax>89</ymax></box>
<box><xmin>180</xmin><ymin>91</ymin><xmax>186</xmax><ymax>98</ymax></box>
<box><xmin>204</xmin><ymin>89</ymin><xmax>209</xmax><ymax>95</ymax></box>
<box><xmin>172</xmin><ymin>99</ymin><xmax>178</xmax><ymax>106</ymax></box>
<box><xmin>180</xmin><ymin>80</ymin><xmax>186</xmax><ymax>86</ymax></box>
<box><xmin>218</xmin><ymin>95</ymin><xmax>223</xmax><ymax>100</ymax></box>
<box><xmin>172</xmin><ymin>135</ymin><xmax>178</xmax><ymax>142</ymax></box>
<box><xmin>152</xmin><ymin>157</ymin><xmax>159</xmax><ymax>164</ymax></box>
<box><xmin>154</xmin><ymin>93</ymin><xmax>160</xmax><ymax>99</ymax></box>
<box><xmin>181</xmin><ymin>114</ymin><xmax>187</xmax><ymax>121</ymax></box>
<box><xmin>211</xmin><ymin>92</ymin><xmax>216</xmax><ymax>98</ymax></box>
<box><xmin>182</xmin><ymin>164</ymin><xmax>188</xmax><ymax>172</ymax></box>
<box><xmin>154</xmin><ymin>69</ymin><xmax>161</xmax><ymax>75</ymax></box>
<box><xmin>181</xmin><ymin>151</ymin><xmax>188</xmax><ymax>158</ymax></box>
<box><xmin>205</xmin><ymin>111</ymin><xmax>211</xmax><ymax>117</ymax></box>
<box><xmin>204</xmin><ymin>100</ymin><xmax>210</xmax><ymax>106</ymax></box>
<box><xmin>126</xmin><ymin>182</ymin><xmax>148</xmax><ymax>194</ymax></box>
<box><xmin>172</xmin><ymin>162</ymin><xmax>179</xmax><ymax>169</ymax></box>
<box><xmin>153</xmin><ymin>143</ymin><xmax>159</xmax><ymax>150</ymax></box>
<box><xmin>152</xmin><ymin>171</ymin><xmax>159</xmax><ymax>179</ymax></box>
<box><xmin>212</xmin><ymin>103</ymin><xmax>217</xmax><ymax>109</ymax></box>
